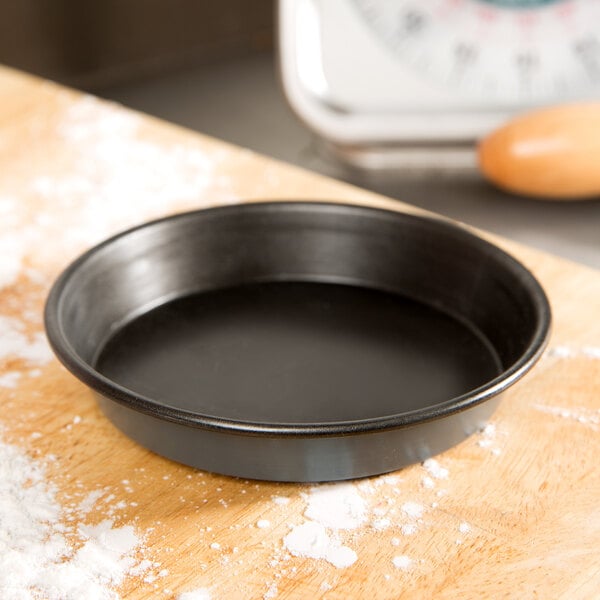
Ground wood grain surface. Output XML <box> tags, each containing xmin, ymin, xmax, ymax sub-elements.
<box><xmin>0</xmin><ymin>66</ymin><xmax>599</xmax><ymax>600</ymax></box>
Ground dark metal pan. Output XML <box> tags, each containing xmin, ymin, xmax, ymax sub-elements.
<box><xmin>44</xmin><ymin>201</ymin><xmax>550</xmax><ymax>482</ymax></box>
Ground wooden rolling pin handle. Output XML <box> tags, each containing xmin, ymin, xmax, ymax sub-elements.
<box><xmin>478</xmin><ymin>102</ymin><xmax>600</xmax><ymax>200</ymax></box>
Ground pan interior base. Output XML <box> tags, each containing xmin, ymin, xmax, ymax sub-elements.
<box><xmin>95</xmin><ymin>281</ymin><xmax>501</xmax><ymax>424</ymax></box>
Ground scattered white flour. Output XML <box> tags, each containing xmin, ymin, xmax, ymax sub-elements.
<box><xmin>421</xmin><ymin>476</ymin><xmax>435</xmax><ymax>489</ymax></box>
<box><xmin>401</xmin><ymin>523</ymin><xmax>418</xmax><ymax>536</ymax></box>
<box><xmin>210</xmin><ymin>543</ymin><xmax>221</xmax><ymax>550</ymax></box>
<box><xmin>371</xmin><ymin>518</ymin><xmax>391</xmax><ymax>531</ymax></box>
<box><xmin>28</xmin><ymin>96</ymin><xmax>232</xmax><ymax>253</ymax></box>
<box><xmin>177</xmin><ymin>589</ymin><xmax>211</xmax><ymax>600</ymax></box>
<box><xmin>283</xmin><ymin>522</ymin><xmax>357</xmax><ymax>568</ymax></box>
<box><xmin>547</xmin><ymin>346</ymin><xmax>576</xmax><ymax>359</ymax></box>
<box><xmin>422</xmin><ymin>458</ymin><xmax>449</xmax><ymax>480</ymax></box>
<box><xmin>304</xmin><ymin>483</ymin><xmax>367</xmax><ymax>530</ymax></box>
<box><xmin>547</xmin><ymin>345</ymin><xmax>600</xmax><ymax>360</ymax></box>
<box><xmin>382</xmin><ymin>474</ymin><xmax>401</xmax><ymax>485</ymax></box>
<box><xmin>477</xmin><ymin>423</ymin><xmax>501</xmax><ymax>454</ymax></box>
<box><xmin>481</xmin><ymin>424</ymin><xmax>495</xmax><ymax>437</ymax></box>
<box><xmin>272</xmin><ymin>496</ymin><xmax>290</xmax><ymax>506</ymax></box>
<box><xmin>0</xmin><ymin>316</ymin><xmax>53</xmax><ymax>365</ymax></box>
<box><xmin>75</xmin><ymin>519</ymin><xmax>140</xmax><ymax>578</ymax></box>
<box><xmin>583</xmin><ymin>346</ymin><xmax>600</xmax><ymax>359</ymax></box>
<box><xmin>0</xmin><ymin>371</ymin><xmax>22</xmax><ymax>388</ymax></box>
<box><xmin>0</xmin><ymin>433</ymin><xmax>146</xmax><ymax>599</ymax></box>
<box><xmin>459</xmin><ymin>522</ymin><xmax>471</xmax><ymax>534</ymax></box>
<box><xmin>257</xmin><ymin>519</ymin><xmax>271</xmax><ymax>529</ymax></box>
<box><xmin>78</xmin><ymin>489</ymin><xmax>106</xmax><ymax>515</ymax></box>
<box><xmin>401</xmin><ymin>502</ymin><xmax>424</xmax><ymax>519</ymax></box>
<box><xmin>283</xmin><ymin>484</ymin><xmax>366</xmax><ymax>568</ymax></box>
<box><xmin>533</xmin><ymin>404</ymin><xmax>600</xmax><ymax>429</ymax></box>
<box><xmin>392</xmin><ymin>555</ymin><xmax>413</xmax><ymax>571</ymax></box>
<box><xmin>264</xmin><ymin>581</ymin><xmax>278</xmax><ymax>599</ymax></box>
<box><xmin>0</xmin><ymin>235</ymin><xmax>24</xmax><ymax>290</ymax></box>
<box><xmin>130</xmin><ymin>559</ymin><xmax>152</xmax><ymax>576</ymax></box>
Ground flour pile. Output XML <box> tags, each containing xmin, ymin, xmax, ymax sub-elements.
<box><xmin>283</xmin><ymin>483</ymin><xmax>367</xmax><ymax>568</ymax></box>
<box><xmin>0</xmin><ymin>434</ymin><xmax>144</xmax><ymax>600</ymax></box>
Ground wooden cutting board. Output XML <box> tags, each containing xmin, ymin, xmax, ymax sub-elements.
<box><xmin>0</xmin><ymin>66</ymin><xmax>599</xmax><ymax>600</ymax></box>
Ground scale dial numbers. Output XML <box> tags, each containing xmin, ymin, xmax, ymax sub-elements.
<box><xmin>352</xmin><ymin>0</ymin><xmax>600</xmax><ymax>103</ymax></box>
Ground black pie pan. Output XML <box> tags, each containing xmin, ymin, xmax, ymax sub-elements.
<box><xmin>44</xmin><ymin>201</ymin><xmax>550</xmax><ymax>482</ymax></box>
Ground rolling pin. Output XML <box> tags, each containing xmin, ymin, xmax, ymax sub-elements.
<box><xmin>478</xmin><ymin>103</ymin><xmax>600</xmax><ymax>200</ymax></box>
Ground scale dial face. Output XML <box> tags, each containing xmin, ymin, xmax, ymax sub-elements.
<box><xmin>278</xmin><ymin>0</ymin><xmax>600</xmax><ymax>148</ymax></box>
<box><xmin>352</xmin><ymin>0</ymin><xmax>600</xmax><ymax>104</ymax></box>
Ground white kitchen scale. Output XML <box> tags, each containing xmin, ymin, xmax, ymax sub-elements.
<box><xmin>278</xmin><ymin>0</ymin><xmax>600</xmax><ymax>169</ymax></box>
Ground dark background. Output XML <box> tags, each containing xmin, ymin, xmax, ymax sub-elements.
<box><xmin>0</xmin><ymin>0</ymin><xmax>274</xmax><ymax>88</ymax></box>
